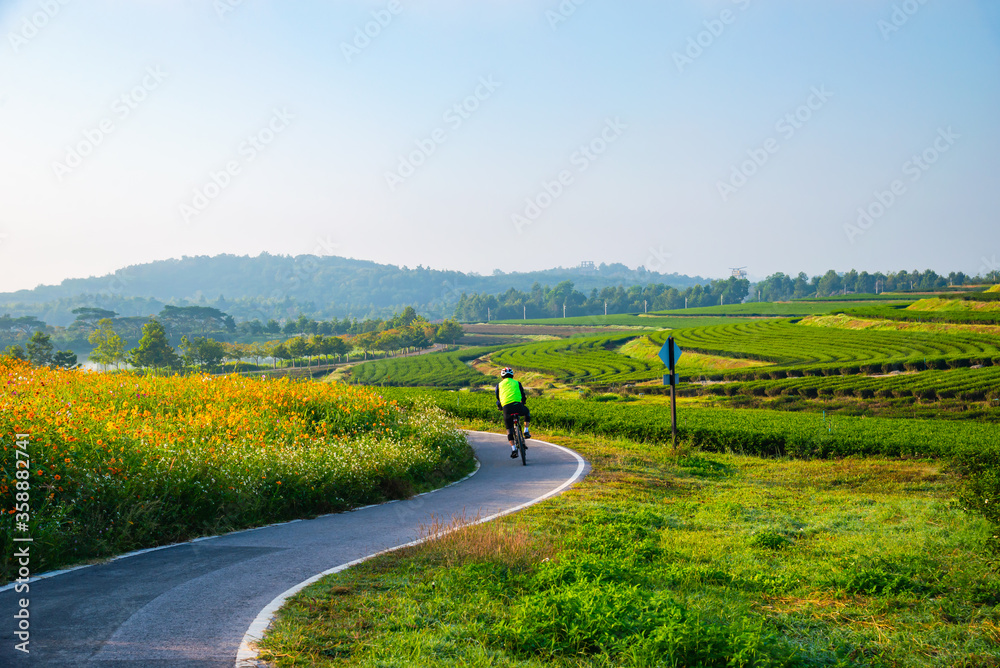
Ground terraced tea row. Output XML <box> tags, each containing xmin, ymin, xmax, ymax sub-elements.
<box><xmin>347</xmin><ymin>346</ymin><xmax>500</xmax><ymax>387</ymax></box>
<box><xmin>651</xmin><ymin>320</ymin><xmax>1000</xmax><ymax>374</ymax></box>
<box><xmin>385</xmin><ymin>387</ymin><xmax>1000</xmax><ymax>460</ymax></box>
<box><xmin>490</xmin><ymin>334</ymin><xmax>659</xmax><ymax>385</ymax></box>
<box><xmin>695</xmin><ymin>365</ymin><xmax>1000</xmax><ymax>402</ymax></box>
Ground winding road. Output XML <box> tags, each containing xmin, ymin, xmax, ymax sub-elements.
<box><xmin>0</xmin><ymin>432</ymin><xmax>587</xmax><ymax>667</ymax></box>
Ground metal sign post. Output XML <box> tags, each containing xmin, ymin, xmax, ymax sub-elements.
<box><xmin>658</xmin><ymin>336</ymin><xmax>683</xmax><ymax>449</ymax></box>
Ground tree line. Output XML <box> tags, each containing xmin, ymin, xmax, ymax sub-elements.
<box><xmin>754</xmin><ymin>269</ymin><xmax>980</xmax><ymax>301</ymax></box>
<box><xmin>454</xmin><ymin>278</ymin><xmax>752</xmax><ymax>321</ymax></box>
<box><xmin>5</xmin><ymin>306</ymin><xmax>465</xmax><ymax>373</ymax></box>
<box><xmin>453</xmin><ymin>268</ymin><xmax>997</xmax><ymax>321</ymax></box>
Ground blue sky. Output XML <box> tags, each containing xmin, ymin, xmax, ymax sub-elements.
<box><xmin>1</xmin><ymin>0</ymin><xmax>998</xmax><ymax>291</ymax></box>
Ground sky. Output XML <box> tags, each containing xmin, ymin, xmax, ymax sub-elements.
<box><xmin>1</xmin><ymin>0</ymin><xmax>999</xmax><ymax>292</ymax></box>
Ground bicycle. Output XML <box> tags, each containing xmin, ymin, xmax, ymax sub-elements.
<box><xmin>510</xmin><ymin>414</ymin><xmax>527</xmax><ymax>466</ymax></box>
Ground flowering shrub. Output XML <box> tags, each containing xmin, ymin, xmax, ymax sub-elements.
<box><xmin>0</xmin><ymin>360</ymin><xmax>472</xmax><ymax>581</ymax></box>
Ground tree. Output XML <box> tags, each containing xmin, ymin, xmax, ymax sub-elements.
<box><xmin>271</xmin><ymin>341</ymin><xmax>291</xmax><ymax>368</ymax></box>
<box><xmin>792</xmin><ymin>272</ymin><xmax>811</xmax><ymax>298</ymax></box>
<box><xmin>247</xmin><ymin>342</ymin><xmax>270</xmax><ymax>368</ymax></box>
<box><xmin>817</xmin><ymin>270</ymin><xmax>843</xmax><ymax>297</ymax></box>
<box><xmin>286</xmin><ymin>336</ymin><xmax>309</xmax><ymax>366</ymax></box>
<box><xmin>376</xmin><ymin>329</ymin><xmax>401</xmax><ymax>355</ymax></box>
<box><xmin>72</xmin><ymin>307</ymin><xmax>118</xmax><ymax>329</ymax></box>
<box><xmin>3</xmin><ymin>344</ymin><xmax>26</xmax><ymax>361</ymax></box>
<box><xmin>128</xmin><ymin>320</ymin><xmax>180</xmax><ymax>372</ymax></box>
<box><xmin>223</xmin><ymin>342</ymin><xmax>247</xmax><ymax>372</ymax></box>
<box><xmin>53</xmin><ymin>351</ymin><xmax>78</xmax><ymax>369</ymax></box>
<box><xmin>355</xmin><ymin>331</ymin><xmax>378</xmax><ymax>360</ymax></box>
<box><xmin>327</xmin><ymin>336</ymin><xmax>349</xmax><ymax>362</ymax></box>
<box><xmin>180</xmin><ymin>336</ymin><xmax>226</xmax><ymax>371</ymax></box>
<box><xmin>26</xmin><ymin>331</ymin><xmax>55</xmax><ymax>366</ymax></box>
<box><xmin>158</xmin><ymin>305</ymin><xmax>232</xmax><ymax>336</ymax></box>
<box><xmin>89</xmin><ymin>319</ymin><xmax>126</xmax><ymax>370</ymax></box>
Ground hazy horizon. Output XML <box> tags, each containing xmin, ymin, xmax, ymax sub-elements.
<box><xmin>2</xmin><ymin>0</ymin><xmax>998</xmax><ymax>293</ymax></box>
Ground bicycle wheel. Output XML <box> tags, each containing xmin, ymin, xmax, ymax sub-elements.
<box><xmin>517</xmin><ymin>423</ymin><xmax>527</xmax><ymax>466</ymax></box>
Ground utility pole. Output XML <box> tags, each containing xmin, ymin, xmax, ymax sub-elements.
<box><xmin>487</xmin><ymin>307</ymin><xmax>490</xmax><ymax>322</ymax></box>
<box><xmin>523</xmin><ymin>305</ymin><xmax>526</xmax><ymax>320</ymax></box>
<box><xmin>644</xmin><ymin>300</ymin><xmax>647</xmax><ymax>313</ymax></box>
<box><xmin>563</xmin><ymin>304</ymin><xmax>566</xmax><ymax>318</ymax></box>
<box><xmin>604</xmin><ymin>301</ymin><xmax>607</xmax><ymax>316</ymax></box>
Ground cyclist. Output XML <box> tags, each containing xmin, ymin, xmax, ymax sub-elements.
<box><xmin>496</xmin><ymin>367</ymin><xmax>532</xmax><ymax>458</ymax></box>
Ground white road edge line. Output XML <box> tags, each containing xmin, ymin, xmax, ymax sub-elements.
<box><xmin>235</xmin><ymin>435</ymin><xmax>587</xmax><ymax>668</ymax></box>
<box><xmin>0</xmin><ymin>455</ymin><xmax>482</xmax><ymax>594</ymax></box>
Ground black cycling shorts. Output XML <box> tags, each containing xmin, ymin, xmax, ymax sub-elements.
<box><xmin>502</xmin><ymin>402</ymin><xmax>531</xmax><ymax>438</ymax></box>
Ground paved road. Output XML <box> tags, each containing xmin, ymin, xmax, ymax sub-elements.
<box><xmin>0</xmin><ymin>432</ymin><xmax>587</xmax><ymax>667</ymax></box>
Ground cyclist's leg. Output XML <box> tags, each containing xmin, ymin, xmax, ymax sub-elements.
<box><xmin>520</xmin><ymin>405</ymin><xmax>532</xmax><ymax>440</ymax></box>
<box><xmin>502</xmin><ymin>405</ymin><xmax>516</xmax><ymax>444</ymax></box>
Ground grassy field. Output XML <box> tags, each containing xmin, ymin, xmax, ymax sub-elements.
<box><xmin>650</xmin><ymin>301</ymin><xmax>910</xmax><ymax>317</ymax></box>
<box><xmin>257</xmin><ymin>429</ymin><xmax>1000</xmax><ymax>667</ymax></box>
<box><xmin>489</xmin><ymin>314</ymin><xmax>762</xmax><ymax>328</ymax></box>
<box><xmin>347</xmin><ymin>346</ymin><xmax>501</xmax><ymax>388</ymax></box>
<box><xmin>385</xmin><ymin>388</ymin><xmax>1000</xmax><ymax>460</ymax></box>
<box><xmin>345</xmin><ymin>315</ymin><xmax>1000</xmax><ymax>394</ymax></box>
<box><xmin>0</xmin><ymin>360</ymin><xmax>474</xmax><ymax>582</ymax></box>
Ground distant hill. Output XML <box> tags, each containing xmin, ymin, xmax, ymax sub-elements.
<box><xmin>0</xmin><ymin>254</ymin><xmax>708</xmax><ymax>326</ymax></box>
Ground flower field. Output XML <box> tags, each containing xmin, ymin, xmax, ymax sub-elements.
<box><xmin>0</xmin><ymin>360</ymin><xmax>472</xmax><ymax>582</ymax></box>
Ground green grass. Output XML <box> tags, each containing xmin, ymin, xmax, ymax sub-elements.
<box><xmin>651</xmin><ymin>301</ymin><xmax>909</xmax><ymax>317</ymax></box>
<box><xmin>491</xmin><ymin>334</ymin><xmax>659</xmax><ymax>386</ymax></box>
<box><xmin>386</xmin><ymin>388</ymin><xmax>1000</xmax><ymax>460</ymax></box>
<box><xmin>653</xmin><ymin>319</ymin><xmax>1000</xmax><ymax>374</ymax></box>
<box><xmin>347</xmin><ymin>346</ymin><xmax>501</xmax><ymax>388</ymax></box>
<box><xmin>490</xmin><ymin>315</ymin><xmax>761</xmax><ymax>328</ymax></box>
<box><xmin>694</xmin><ymin>366</ymin><xmax>1000</xmax><ymax>405</ymax></box>
<box><xmin>257</xmin><ymin>430</ymin><xmax>1000</xmax><ymax>667</ymax></box>
<box><xmin>844</xmin><ymin>304</ymin><xmax>1000</xmax><ymax>326</ymax></box>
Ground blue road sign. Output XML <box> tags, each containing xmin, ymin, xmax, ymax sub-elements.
<box><xmin>663</xmin><ymin>373</ymin><xmax>679</xmax><ymax>385</ymax></box>
<box><xmin>658</xmin><ymin>340</ymin><xmax>683</xmax><ymax>367</ymax></box>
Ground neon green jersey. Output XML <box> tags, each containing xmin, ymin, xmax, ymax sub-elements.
<box><xmin>497</xmin><ymin>377</ymin><xmax>523</xmax><ymax>406</ymax></box>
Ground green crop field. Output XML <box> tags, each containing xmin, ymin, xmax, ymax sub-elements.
<box><xmin>351</xmin><ymin>317</ymin><xmax>1000</xmax><ymax>392</ymax></box>
<box><xmin>489</xmin><ymin>314</ymin><xmax>759</xmax><ymax>328</ymax></box>
<box><xmin>695</xmin><ymin>365</ymin><xmax>1000</xmax><ymax>403</ymax></box>
<box><xmin>491</xmin><ymin>334</ymin><xmax>663</xmax><ymax>386</ymax></box>
<box><xmin>384</xmin><ymin>387</ymin><xmax>1000</xmax><ymax>460</ymax></box>
<box><xmin>650</xmin><ymin>319</ymin><xmax>1000</xmax><ymax>378</ymax></box>
<box><xmin>845</xmin><ymin>304</ymin><xmax>1000</xmax><ymax>326</ymax></box>
<box><xmin>347</xmin><ymin>346</ymin><xmax>501</xmax><ymax>388</ymax></box>
<box><xmin>650</xmin><ymin>301</ymin><xmax>907</xmax><ymax>317</ymax></box>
